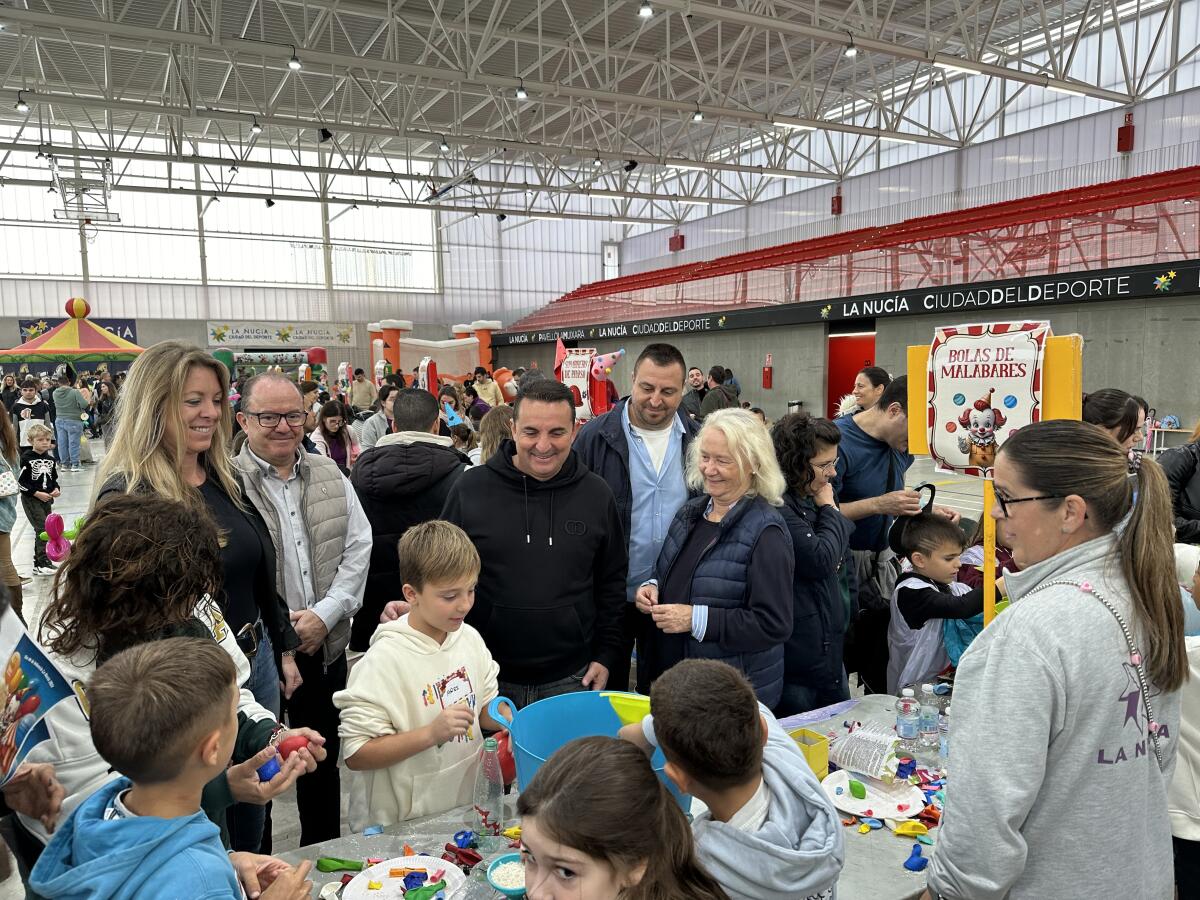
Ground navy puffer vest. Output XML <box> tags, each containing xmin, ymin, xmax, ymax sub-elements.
<box><xmin>656</xmin><ymin>494</ymin><xmax>788</xmax><ymax>706</ymax></box>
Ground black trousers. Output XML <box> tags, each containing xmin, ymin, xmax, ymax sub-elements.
<box><xmin>605</xmin><ymin>603</ymin><xmax>653</xmax><ymax>695</ymax></box>
<box><xmin>1177</xmin><ymin>836</ymin><xmax>1200</xmax><ymax>900</ymax></box>
<box><xmin>281</xmin><ymin>649</ymin><xmax>347</xmax><ymax>846</ymax></box>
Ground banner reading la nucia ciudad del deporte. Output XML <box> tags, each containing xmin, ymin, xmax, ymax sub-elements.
<box><xmin>493</xmin><ymin>259</ymin><xmax>1196</xmax><ymax>346</ymax></box>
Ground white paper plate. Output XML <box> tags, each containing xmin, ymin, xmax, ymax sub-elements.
<box><xmin>341</xmin><ymin>855</ymin><xmax>468</xmax><ymax>900</ymax></box>
<box><xmin>822</xmin><ymin>769</ymin><xmax>925</xmax><ymax>820</ymax></box>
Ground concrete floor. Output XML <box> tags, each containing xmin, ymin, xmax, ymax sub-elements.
<box><xmin>0</xmin><ymin>439</ymin><xmax>327</xmax><ymax>897</ymax></box>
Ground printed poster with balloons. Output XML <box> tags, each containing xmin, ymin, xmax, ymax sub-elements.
<box><xmin>0</xmin><ymin>609</ymin><xmax>77</xmax><ymax>783</ymax></box>
<box><xmin>927</xmin><ymin>321</ymin><xmax>1050</xmax><ymax>477</ymax></box>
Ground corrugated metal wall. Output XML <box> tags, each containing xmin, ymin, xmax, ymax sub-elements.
<box><xmin>621</xmin><ymin>88</ymin><xmax>1200</xmax><ymax>274</ymax></box>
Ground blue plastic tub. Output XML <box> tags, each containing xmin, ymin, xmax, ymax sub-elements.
<box><xmin>488</xmin><ymin>691</ymin><xmax>691</xmax><ymax>811</ymax></box>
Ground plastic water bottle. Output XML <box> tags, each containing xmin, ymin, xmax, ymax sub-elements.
<box><xmin>472</xmin><ymin>737</ymin><xmax>505</xmax><ymax>848</ymax></box>
<box><xmin>919</xmin><ymin>684</ymin><xmax>940</xmax><ymax>747</ymax></box>
<box><xmin>895</xmin><ymin>688</ymin><xmax>921</xmax><ymax>749</ymax></box>
<box><xmin>939</xmin><ymin>704</ymin><xmax>952</xmax><ymax>770</ymax></box>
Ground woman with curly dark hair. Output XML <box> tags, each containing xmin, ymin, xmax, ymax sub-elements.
<box><xmin>0</xmin><ymin>404</ymin><xmax>22</xmax><ymax>623</ymax></box>
<box><xmin>11</xmin><ymin>494</ymin><xmax>325</xmax><ymax>882</ymax></box>
<box><xmin>771</xmin><ymin>412</ymin><xmax>855</xmax><ymax>715</ymax></box>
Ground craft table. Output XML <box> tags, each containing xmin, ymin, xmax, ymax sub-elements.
<box><xmin>283</xmin><ymin>692</ymin><xmax>929</xmax><ymax>899</ymax></box>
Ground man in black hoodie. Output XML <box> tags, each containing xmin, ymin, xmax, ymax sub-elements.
<box><xmin>441</xmin><ymin>379</ymin><xmax>627</xmax><ymax>708</ymax></box>
<box><xmin>350</xmin><ymin>388</ymin><xmax>471</xmax><ymax>652</ymax></box>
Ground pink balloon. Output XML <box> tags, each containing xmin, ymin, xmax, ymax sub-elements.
<box><xmin>44</xmin><ymin>514</ymin><xmax>71</xmax><ymax>562</ymax></box>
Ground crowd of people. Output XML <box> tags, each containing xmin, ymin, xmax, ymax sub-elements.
<box><xmin>0</xmin><ymin>339</ymin><xmax>1192</xmax><ymax>900</ymax></box>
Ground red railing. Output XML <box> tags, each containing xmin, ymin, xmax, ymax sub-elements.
<box><xmin>508</xmin><ymin>167</ymin><xmax>1200</xmax><ymax>331</ymax></box>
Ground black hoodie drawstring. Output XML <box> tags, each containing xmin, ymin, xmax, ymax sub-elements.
<box><xmin>523</xmin><ymin>477</ymin><xmax>531</xmax><ymax>544</ymax></box>
<box><xmin>521</xmin><ymin>475</ymin><xmax>554</xmax><ymax>546</ymax></box>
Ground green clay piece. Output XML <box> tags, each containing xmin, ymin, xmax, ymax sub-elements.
<box><xmin>916</xmin><ymin>834</ymin><xmax>934</xmax><ymax>846</ymax></box>
<box><xmin>316</xmin><ymin>857</ymin><xmax>365</xmax><ymax>873</ymax></box>
<box><xmin>848</xmin><ymin>779</ymin><xmax>867</xmax><ymax>800</ymax></box>
<box><xmin>405</xmin><ymin>880</ymin><xmax>447</xmax><ymax>900</ymax></box>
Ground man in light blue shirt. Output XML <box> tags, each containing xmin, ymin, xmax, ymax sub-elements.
<box><xmin>574</xmin><ymin>344</ymin><xmax>699</xmax><ymax>692</ymax></box>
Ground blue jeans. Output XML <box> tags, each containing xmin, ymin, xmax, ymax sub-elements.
<box><xmin>55</xmin><ymin>419</ymin><xmax>83</xmax><ymax>468</ymax></box>
<box><xmin>498</xmin><ymin>665</ymin><xmax>589</xmax><ymax>710</ymax></box>
<box><xmin>227</xmin><ymin>634</ymin><xmax>280</xmax><ymax>853</ymax></box>
<box><xmin>776</xmin><ymin>669</ymin><xmax>851</xmax><ymax>718</ymax></box>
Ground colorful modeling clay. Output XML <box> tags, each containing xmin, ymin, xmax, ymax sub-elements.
<box><xmin>848</xmin><ymin>779</ymin><xmax>867</xmax><ymax>799</ymax></box>
<box><xmin>404</xmin><ymin>880</ymin><xmax>447</xmax><ymax>900</ymax></box>
<box><xmin>277</xmin><ymin>734</ymin><xmax>310</xmax><ymax>760</ymax></box>
<box><xmin>904</xmin><ymin>844</ymin><xmax>929</xmax><ymax>872</ymax></box>
<box><xmin>916</xmin><ymin>834</ymin><xmax>934</xmax><ymax>846</ymax></box>
<box><xmin>403</xmin><ymin>844</ymin><xmax>417</xmax><ymax>857</ymax></box>
<box><xmin>501</xmin><ymin>825</ymin><xmax>522</xmax><ymax>841</ymax></box>
<box><xmin>453</xmin><ymin>829</ymin><xmax>476</xmax><ymax>848</ymax></box>
<box><xmin>835</xmin><ymin>786</ymin><xmax>844</xmax><ymax>795</ymax></box>
<box><xmin>404</xmin><ymin>871</ymin><xmax>428</xmax><ymax>890</ymax></box>
<box><xmin>256</xmin><ymin>755</ymin><xmax>281</xmax><ymax>782</ymax></box>
<box><xmin>317</xmin><ymin>857</ymin><xmax>364</xmax><ymax>873</ymax></box>
<box><xmin>862</xmin><ymin>818</ymin><xmax>883</xmax><ymax>829</ymax></box>
<box><xmin>362</xmin><ymin>824</ymin><xmax>384</xmax><ymax>836</ymax></box>
<box><xmin>858</xmin><ymin>824</ymin><xmax>871</xmax><ymax>834</ymax></box>
<box><xmin>893</xmin><ymin>821</ymin><xmax>929</xmax><ymax>837</ymax></box>
<box><xmin>366</xmin><ymin>880</ymin><xmax>382</xmax><ymax>890</ymax></box>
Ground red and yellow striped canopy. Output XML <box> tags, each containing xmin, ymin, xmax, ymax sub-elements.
<box><xmin>0</xmin><ymin>299</ymin><xmax>144</xmax><ymax>362</ymax></box>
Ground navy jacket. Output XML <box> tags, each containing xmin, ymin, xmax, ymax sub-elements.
<box><xmin>573</xmin><ymin>399</ymin><xmax>701</xmax><ymax>542</ymax></box>
<box><xmin>779</xmin><ymin>492</ymin><xmax>854</xmax><ymax>703</ymax></box>
<box><xmin>651</xmin><ymin>494</ymin><xmax>794</xmax><ymax>707</ymax></box>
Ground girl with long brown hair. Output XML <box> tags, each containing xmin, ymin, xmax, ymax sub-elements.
<box><xmin>926</xmin><ymin>419</ymin><xmax>1184</xmax><ymax>900</ymax></box>
<box><xmin>517</xmin><ymin>736</ymin><xmax>728</xmax><ymax>900</ymax></box>
<box><xmin>0</xmin><ymin>404</ymin><xmax>21</xmax><ymax>621</ymax></box>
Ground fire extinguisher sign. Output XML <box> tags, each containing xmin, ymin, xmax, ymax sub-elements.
<box><xmin>765</xmin><ymin>353</ymin><xmax>773</xmax><ymax>367</ymax></box>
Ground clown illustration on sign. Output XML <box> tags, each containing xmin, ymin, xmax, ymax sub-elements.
<box><xmin>956</xmin><ymin>389</ymin><xmax>1008</xmax><ymax>469</ymax></box>
<box><xmin>927</xmin><ymin>321</ymin><xmax>1049</xmax><ymax>476</ymax></box>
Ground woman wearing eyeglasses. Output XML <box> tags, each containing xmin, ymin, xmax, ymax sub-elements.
<box><xmin>769</xmin><ymin>412</ymin><xmax>856</xmax><ymax>715</ymax></box>
<box><xmin>924</xmin><ymin>420</ymin><xmax>1184</xmax><ymax>900</ymax></box>
<box><xmin>94</xmin><ymin>341</ymin><xmax>302</xmax><ymax>854</ymax></box>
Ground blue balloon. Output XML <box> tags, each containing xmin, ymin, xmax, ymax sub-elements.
<box><xmin>952</xmin><ymin>393</ymin><xmax>966</xmax><ymax>406</ymax></box>
<box><xmin>1003</xmin><ymin>394</ymin><xmax>1018</xmax><ymax>409</ymax></box>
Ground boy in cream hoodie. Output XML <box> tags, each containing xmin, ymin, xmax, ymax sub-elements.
<box><xmin>334</xmin><ymin>521</ymin><xmax>510</xmax><ymax>829</ymax></box>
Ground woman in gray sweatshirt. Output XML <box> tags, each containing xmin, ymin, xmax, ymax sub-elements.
<box><xmin>926</xmin><ymin>420</ymin><xmax>1186</xmax><ymax>900</ymax></box>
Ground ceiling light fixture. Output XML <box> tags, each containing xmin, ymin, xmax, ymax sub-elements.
<box><xmin>14</xmin><ymin>92</ymin><xmax>29</xmax><ymax>114</ymax></box>
<box><xmin>638</xmin><ymin>0</ymin><xmax>653</xmax><ymax>17</ymax></box>
<box><xmin>497</xmin><ymin>213</ymin><xmax>508</xmax><ymax>221</ymax></box>
<box><xmin>515</xmin><ymin>79</ymin><xmax>528</xmax><ymax>100</ymax></box>
<box><xmin>438</xmin><ymin>135</ymin><xmax>450</xmax><ymax>153</ymax></box>
<box><xmin>229</xmin><ymin>165</ymin><xmax>238</xmax><ymax>173</ymax></box>
<box><xmin>668</xmin><ymin>162</ymin><xmax>706</xmax><ymax>172</ymax></box>
<box><xmin>692</xmin><ymin>105</ymin><xmax>704</xmax><ymax>122</ymax></box>
<box><xmin>623</xmin><ymin>160</ymin><xmax>639</xmax><ymax>172</ymax></box>
<box><xmin>1046</xmin><ymin>81</ymin><xmax>1086</xmax><ymax>97</ymax></box>
<box><xmin>773</xmin><ymin>120</ymin><xmax>815</xmax><ymax>131</ymax></box>
<box><xmin>933</xmin><ymin>57</ymin><xmax>975</xmax><ymax>75</ymax></box>
<box><xmin>318</xmin><ymin>127</ymin><xmax>333</xmax><ymax>143</ymax></box>
<box><xmin>265</xmin><ymin>197</ymin><xmax>275</xmax><ymax>208</ymax></box>
<box><xmin>288</xmin><ymin>46</ymin><xmax>302</xmax><ymax>70</ymax></box>
<box><xmin>592</xmin><ymin>157</ymin><xmax>602</xmax><ymax>168</ymax></box>
<box><xmin>250</xmin><ymin>117</ymin><xmax>263</xmax><ymax>135</ymax></box>
<box><xmin>879</xmin><ymin>134</ymin><xmax>916</xmax><ymax>144</ymax></box>
<box><xmin>844</xmin><ymin>35</ymin><xmax>858</xmax><ymax>58</ymax></box>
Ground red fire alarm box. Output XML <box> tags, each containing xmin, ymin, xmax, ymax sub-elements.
<box><xmin>1117</xmin><ymin>112</ymin><xmax>1135</xmax><ymax>153</ymax></box>
<box><xmin>831</xmin><ymin>192</ymin><xmax>843</xmax><ymax>216</ymax></box>
<box><xmin>762</xmin><ymin>353</ymin><xmax>773</xmax><ymax>390</ymax></box>
<box><xmin>668</xmin><ymin>234</ymin><xmax>685</xmax><ymax>252</ymax></box>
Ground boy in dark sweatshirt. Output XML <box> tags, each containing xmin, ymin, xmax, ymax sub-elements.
<box><xmin>12</xmin><ymin>380</ymin><xmax>49</xmax><ymax>449</ymax></box>
<box><xmin>18</xmin><ymin>424</ymin><xmax>60</xmax><ymax>579</ymax></box>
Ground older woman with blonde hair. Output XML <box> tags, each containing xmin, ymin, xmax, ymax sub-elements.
<box><xmin>635</xmin><ymin>408</ymin><xmax>795</xmax><ymax>707</ymax></box>
<box><xmin>94</xmin><ymin>340</ymin><xmax>302</xmax><ymax>854</ymax></box>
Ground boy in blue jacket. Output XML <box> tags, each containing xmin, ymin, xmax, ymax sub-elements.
<box><xmin>30</xmin><ymin>638</ymin><xmax>312</xmax><ymax>900</ymax></box>
<box><xmin>621</xmin><ymin>659</ymin><xmax>843</xmax><ymax>900</ymax></box>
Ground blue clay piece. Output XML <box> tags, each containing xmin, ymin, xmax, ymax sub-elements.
<box><xmin>256</xmin><ymin>756</ymin><xmax>281</xmax><ymax>782</ymax></box>
<box><xmin>362</xmin><ymin>824</ymin><xmax>384</xmax><ymax>836</ymax></box>
<box><xmin>916</xmin><ymin>834</ymin><xmax>934</xmax><ymax>846</ymax></box>
<box><xmin>835</xmin><ymin>787</ymin><xmax>844</xmax><ymax>795</ymax></box>
<box><xmin>904</xmin><ymin>844</ymin><xmax>929</xmax><ymax>872</ymax></box>
<box><xmin>896</xmin><ymin>759</ymin><xmax>917</xmax><ymax>779</ymax></box>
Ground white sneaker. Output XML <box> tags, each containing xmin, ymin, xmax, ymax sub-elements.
<box><xmin>33</xmin><ymin>566</ymin><xmax>57</xmax><ymax>576</ymax></box>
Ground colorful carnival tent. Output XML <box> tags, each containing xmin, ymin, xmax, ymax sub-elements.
<box><xmin>0</xmin><ymin>299</ymin><xmax>144</xmax><ymax>367</ymax></box>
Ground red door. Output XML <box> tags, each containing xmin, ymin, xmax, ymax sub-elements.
<box><xmin>826</xmin><ymin>333</ymin><xmax>876</xmax><ymax>419</ymax></box>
